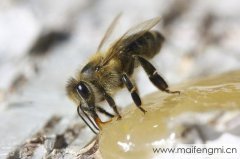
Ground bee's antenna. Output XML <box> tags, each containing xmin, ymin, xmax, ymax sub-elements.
<box><xmin>77</xmin><ymin>105</ymin><xmax>99</xmax><ymax>134</ymax></box>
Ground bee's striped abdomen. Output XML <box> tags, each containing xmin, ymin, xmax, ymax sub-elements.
<box><xmin>126</xmin><ymin>31</ymin><xmax>165</xmax><ymax>59</ymax></box>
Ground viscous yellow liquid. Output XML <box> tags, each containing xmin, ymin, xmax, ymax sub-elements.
<box><xmin>99</xmin><ymin>70</ymin><xmax>240</xmax><ymax>159</ymax></box>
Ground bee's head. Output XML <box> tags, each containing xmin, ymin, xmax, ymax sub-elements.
<box><xmin>66</xmin><ymin>78</ymin><xmax>99</xmax><ymax>134</ymax></box>
<box><xmin>66</xmin><ymin>78</ymin><xmax>94</xmax><ymax>105</ymax></box>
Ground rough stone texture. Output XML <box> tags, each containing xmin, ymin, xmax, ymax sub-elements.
<box><xmin>0</xmin><ymin>0</ymin><xmax>240</xmax><ymax>158</ymax></box>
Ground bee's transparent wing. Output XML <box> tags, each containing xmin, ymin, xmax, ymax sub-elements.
<box><xmin>100</xmin><ymin>17</ymin><xmax>161</xmax><ymax>66</ymax></box>
<box><xmin>120</xmin><ymin>16</ymin><xmax>161</xmax><ymax>41</ymax></box>
<box><xmin>97</xmin><ymin>13</ymin><xmax>122</xmax><ymax>52</ymax></box>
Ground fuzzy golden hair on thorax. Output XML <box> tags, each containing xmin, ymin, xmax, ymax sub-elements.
<box><xmin>66</xmin><ymin>77</ymin><xmax>79</xmax><ymax>105</ymax></box>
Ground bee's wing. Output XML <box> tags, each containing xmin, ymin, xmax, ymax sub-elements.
<box><xmin>100</xmin><ymin>17</ymin><xmax>161</xmax><ymax>66</ymax></box>
<box><xmin>97</xmin><ymin>13</ymin><xmax>122</xmax><ymax>52</ymax></box>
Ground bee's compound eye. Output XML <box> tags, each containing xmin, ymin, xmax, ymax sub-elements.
<box><xmin>77</xmin><ymin>82</ymin><xmax>90</xmax><ymax>99</ymax></box>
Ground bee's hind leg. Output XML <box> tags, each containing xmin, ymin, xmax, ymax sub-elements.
<box><xmin>134</xmin><ymin>55</ymin><xmax>180</xmax><ymax>94</ymax></box>
<box><xmin>122</xmin><ymin>73</ymin><xmax>147</xmax><ymax>114</ymax></box>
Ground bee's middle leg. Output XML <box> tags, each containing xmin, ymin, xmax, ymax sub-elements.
<box><xmin>122</xmin><ymin>73</ymin><xmax>147</xmax><ymax>113</ymax></box>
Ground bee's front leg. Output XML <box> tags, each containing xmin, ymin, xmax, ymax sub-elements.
<box><xmin>96</xmin><ymin>106</ymin><xmax>114</xmax><ymax>118</ymax></box>
<box><xmin>93</xmin><ymin>115</ymin><xmax>113</xmax><ymax>129</ymax></box>
<box><xmin>87</xmin><ymin>106</ymin><xmax>108</xmax><ymax>130</ymax></box>
<box><xmin>95</xmin><ymin>84</ymin><xmax>122</xmax><ymax>120</ymax></box>
<box><xmin>103</xmin><ymin>93</ymin><xmax>122</xmax><ymax>120</ymax></box>
<box><xmin>90</xmin><ymin>105</ymin><xmax>115</xmax><ymax>129</ymax></box>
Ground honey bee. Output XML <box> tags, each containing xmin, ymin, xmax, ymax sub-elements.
<box><xmin>66</xmin><ymin>14</ymin><xmax>180</xmax><ymax>134</ymax></box>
